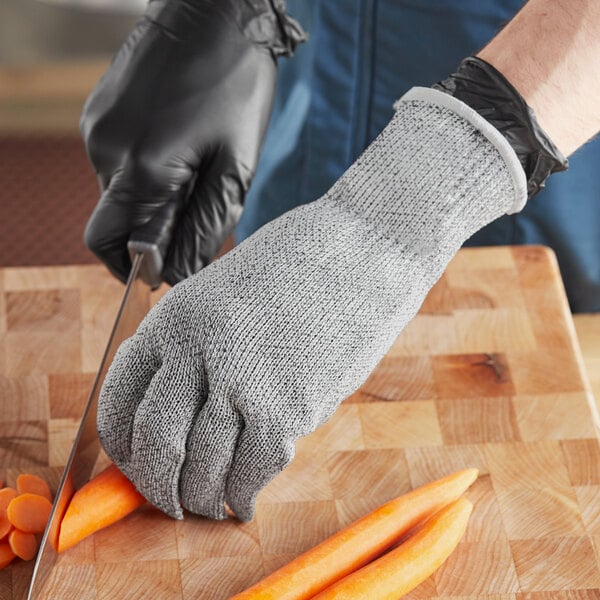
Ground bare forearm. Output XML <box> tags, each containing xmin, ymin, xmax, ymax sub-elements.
<box><xmin>478</xmin><ymin>0</ymin><xmax>600</xmax><ymax>157</ymax></box>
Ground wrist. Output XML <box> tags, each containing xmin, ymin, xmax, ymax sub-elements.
<box><xmin>432</xmin><ymin>56</ymin><xmax>568</xmax><ymax>198</ymax></box>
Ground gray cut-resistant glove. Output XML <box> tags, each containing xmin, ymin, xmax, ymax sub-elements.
<box><xmin>98</xmin><ymin>87</ymin><xmax>526</xmax><ymax>521</ymax></box>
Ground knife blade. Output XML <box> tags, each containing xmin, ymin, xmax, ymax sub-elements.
<box><xmin>27</xmin><ymin>241</ymin><xmax>163</xmax><ymax>599</ymax></box>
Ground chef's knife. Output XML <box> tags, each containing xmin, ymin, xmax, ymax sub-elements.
<box><xmin>27</xmin><ymin>239</ymin><xmax>164</xmax><ymax>599</ymax></box>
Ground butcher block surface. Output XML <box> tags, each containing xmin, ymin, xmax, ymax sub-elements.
<box><xmin>1</xmin><ymin>245</ymin><xmax>599</xmax><ymax>599</ymax></box>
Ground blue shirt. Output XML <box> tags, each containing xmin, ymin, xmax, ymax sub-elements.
<box><xmin>237</xmin><ymin>0</ymin><xmax>600</xmax><ymax>312</ymax></box>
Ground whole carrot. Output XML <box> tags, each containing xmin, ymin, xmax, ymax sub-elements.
<box><xmin>312</xmin><ymin>497</ymin><xmax>472</xmax><ymax>599</ymax></box>
<box><xmin>230</xmin><ymin>468</ymin><xmax>478</xmax><ymax>600</ymax></box>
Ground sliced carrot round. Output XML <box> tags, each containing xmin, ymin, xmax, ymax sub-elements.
<box><xmin>0</xmin><ymin>488</ymin><xmax>18</xmax><ymax>512</ymax></box>
<box><xmin>17</xmin><ymin>474</ymin><xmax>53</xmax><ymax>503</ymax></box>
<box><xmin>0</xmin><ymin>541</ymin><xmax>16</xmax><ymax>569</ymax></box>
<box><xmin>8</xmin><ymin>529</ymin><xmax>38</xmax><ymax>561</ymax></box>
<box><xmin>7</xmin><ymin>493</ymin><xmax>52</xmax><ymax>534</ymax></box>
<box><xmin>0</xmin><ymin>512</ymin><xmax>14</xmax><ymax>541</ymax></box>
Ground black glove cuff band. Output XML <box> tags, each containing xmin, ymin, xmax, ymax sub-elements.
<box><xmin>240</xmin><ymin>0</ymin><xmax>307</xmax><ymax>58</ymax></box>
<box><xmin>432</xmin><ymin>56</ymin><xmax>568</xmax><ymax>198</ymax></box>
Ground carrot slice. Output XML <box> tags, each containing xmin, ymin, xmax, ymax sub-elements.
<box><xmin>0</xmin><ymin>512</ymin><xmax>14</xmax><ymax>541</ymax></box>
<box><xmin>7</xmin><ymin>493</ymin><xmax>52</xmax><ymax>534</ymax></box>
<box><xmin>231</xmin><ymin>468</ymin><xmax>478</xmax><ymax>600</ymax></box>
<box><xmin>17</xmin><ymin>474</ymin><xmax>53</xmax><ymax>503</ymax></box>
<box><xmin>8</xmin><ymin>529</ymin><xmax>38</xmax><ymax>561</ymax></box>
<box><xmin>0</xmin><ymin>541</ymin><xmax>16</xmax><ymax>569</ymax></box>
<box><xmin>57</xmin><ymin>463</ymin><xmax>146</xmax><ymax>553</ymax></box>
<box><xmin>312</xmin><ymin>497</ymin><xmax>472</xmax><ymax>599</ymax></box>
<box><xmin>0</xmin><ymin>488</ymin><xmax>19</xmax><ymax>541</ymax></box>
<box><xmin>0</xmin><ymin>488</ymin><xmax>18</xmax><ymax>512</ymax></box>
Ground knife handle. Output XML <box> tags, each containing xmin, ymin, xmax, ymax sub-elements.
<box><xmin>127</xmin><ymin>178</ymin><xmax>195</xmax><ymax>289</ymax></box>
<box><xmin>127</xmin><ymin>239</ymin><xmax>163</xmax><ymax>290</ymax></box>
<box><xmin>128</xmin><ymin>200</ymin><xmax>181</xmax><ymax>290</ymax></box>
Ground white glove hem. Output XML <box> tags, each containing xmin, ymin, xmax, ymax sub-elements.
<box><xmin>395</xmin><ymin>86</ymin><xmax>527</xmax><ymax>215</ymax></box>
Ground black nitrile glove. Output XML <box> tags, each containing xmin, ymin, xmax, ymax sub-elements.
<box><xmin>82</xmin><ymin>0</ymin><xmax>305</xmax><ymax>285</ymax></box>
<box><xmin>433</xmin><ymin>56</ymin><xmax>568</xmax><ymax>198</ymax></box>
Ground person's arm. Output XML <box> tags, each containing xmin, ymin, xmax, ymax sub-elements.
<box><xmin>478</xmin><ymin>0</ymin><xmax>600</xmax><ymax>157</ymax></box>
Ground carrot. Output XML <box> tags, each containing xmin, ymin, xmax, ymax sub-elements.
<box><xmin>312</xmin><ymin>497</ymin><xmax>472</xmax><ymax>599</ymax></box>
<box><xmin>7</xmin><ymin>493</ymin><xmax>52</xmax><ymax>534</ymax></box>
<box><xmin>0</xmin><ymin>510</ymin><xmax>14</xmax><ymax>542</ymax></box>
<box><xmin>231</xmin><ymin>468</ymin><xmax>478</xmax><ymax>600</ymax></box>
<box><xmin>49</xmin><ymin>473</ymin><xmax>74</xmax><ymax>552</ymax></box>
<box><xmin>0</xmin><ymin>541</ymin><xmax>16</xmax><ymax>569</ymax></box>
<box><xmin>8</xmin><ymin>529</ymin><xmax>38</xmax><ymax>561</ymax></box>
<box><xmin>57</xmin><ymin>463</ymin><xmax>146</xmax><ymax>553</ymax></box>
<box><xmin>0</xmin><ymin>488</ymin><xmax>18</xmax><ymax>512</ymax></box>
<box><xmin>17</xmin><ymin>474</ymin><xmax>53</xmax><ymax>503</ymax></box>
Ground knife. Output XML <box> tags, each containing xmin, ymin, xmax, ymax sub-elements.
<box><xmin>27</xmin><ymin>238</ymin><xmax>164</xmax><ymax>599</ymax></box>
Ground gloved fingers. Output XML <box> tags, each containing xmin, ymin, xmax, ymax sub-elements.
<box><xmin>128</xmin><ymin>356</ymin><xmax>206</xmax><ymax>519</ymax></box>
<box><xmin>225</xmin><ymin>425</ymin><xmax>296</xmax><ymax>522</ymax></box>
<box><xmin>163</xmin><ymin>157</ymin><xmax>251</xmax><ymax>285</ymax></box>
<box><xmin>179</xmin><ymin>391</ymin><xmax>242</xmax><ymax>520</ymax></box>
<box><xmin>97</xmin><ymin>334</ymin><xmax>159</xmax><ymax>467</ymax></box>
<box><xmin>84</xmin><ymin>188</ymin><xmax>136</xmax><ymax>283</ymax></box>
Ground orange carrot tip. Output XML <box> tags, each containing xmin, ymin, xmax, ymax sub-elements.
<box><xmin>57</xmin><ymin>463</ymin><xmax>146</xmax><ymax>553</ymax></box>
<box><xmin>312</xmin><ymin>498</ymin><xmax>473</xmax><ymax>600</ymax></box>
<box><xmin>0</xmin><ymin>541</ymin><xmax>16</xmax><ymax>570</ymax></box>
<box><xmin>0</xmin><ymin>488</ymin><xmax>18</xmax><ymax>512</ymax></box>
<box><xmin>17</xmin><ymin>474</ymin><xmax>53</xmax><ymax>503</ymax></box>
<box><xmin>7</xmin><ymin>493</ymin><xmax>53</xmax><ymax>534</ymax></box>
<box><xmin>231</xmin><ymin>468</ymin><xmax>478</xmax><ymax>600</ymax></box>
<box><xmin>8</xmin><ymin>529</ymin><xmax>38</xmax><ymax>561</ymax></box>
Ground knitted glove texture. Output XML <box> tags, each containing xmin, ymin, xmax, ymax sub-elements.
<box><xmin>98</xmin><ymin>87</ymin><xmax>526</xmax><ymax>521</ymax></box>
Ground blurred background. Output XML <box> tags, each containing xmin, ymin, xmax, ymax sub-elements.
<box><xmin>0</xmin><ymin>0</ymin><xmax>143</xmax><ymax>267</ymax></box>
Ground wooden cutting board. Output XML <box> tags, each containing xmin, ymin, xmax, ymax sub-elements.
<box><xmin>1</xmin><ymin>246</ymin><xmax>599</xmax><ymax>600</ymax></box>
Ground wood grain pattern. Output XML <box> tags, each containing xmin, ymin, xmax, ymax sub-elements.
<box><xmin>0</xmin><ymin>246</ymin><xmax>599</xmax><ymax>599</ymax></box>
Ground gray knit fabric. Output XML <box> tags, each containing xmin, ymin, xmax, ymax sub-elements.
<box><xmin>97</xmin><ymin>87</ymin><xmax>526</xmax><ymax>521</ymax></box>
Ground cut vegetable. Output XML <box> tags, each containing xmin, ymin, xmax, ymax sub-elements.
<box><xmin>49</xmin><ymin>473</ymin><xmax>74</xmax><ymax>552</ymax></box>
<box><xmin>0</xmin><ymin>541</ymin><xmax>16</xmax><ymax>569</ymax></box>
<box><xmin>312</xmin><ymin>497</ymin><xmax>472</xmax><ymax>599</ymax></box>
<box><xmin>57</xmin><ymin>463</ymin><xmax>146</xmax><ymax>553</ymax></box>
<box><xmin>0</xmin><ymin>512</ymin><xmax>14</xmax><ymax>541</ymax></box>
<box><xmin>7</xmin><ymin>493</ymin><xmax>53</xmax><ymax>534</ymax></box>
<box><xmin>230</xmin><ymin>468</ymin><xmax>478</xmax><ymax>600</ymax></box>
<box><xmin>8</xmin><ymin>529</ymin><xmax>38</xmax><ymax>561</ymax></box>
<box><xmin>0</xmin><ymin>488</ymin><xmax>18</xmax><ymax>512</ymax></box>
<box><xmin>17</xmin><ymin>474</ymin><xmax>53</xmax><ymax>503</ymax></box>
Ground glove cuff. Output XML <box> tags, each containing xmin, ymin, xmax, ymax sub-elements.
<box><xmin>239</xmin><ymin>0</ymin><xmax>307</xmax><ymax>58</ymax></box>
<box><xmin>432</xmin><ymin>56</ymin><xmax>568</xmax><ymax>199</ymax></box>
<box><xmin>395</xmin><ymin>87</ymin><xmax>527</xmax><ymax>215</ymax></box>
<box><xmin>148</xmin><ymin>0</ymin><xmax>307</xmax><ymax>58</ymax></box>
